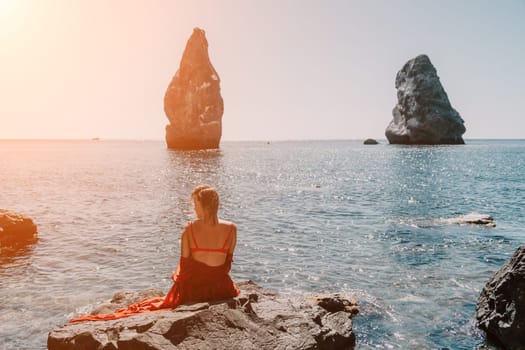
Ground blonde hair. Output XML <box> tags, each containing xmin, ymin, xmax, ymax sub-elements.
<box><xmin>192</xmin><ymin>184</ymin><xmax>220</xmax><ymax>224</ymax></box>
<box><xmin>192</xmin><ymin>184</ymin><xmax>211</xmax><ymax>197</ymax></box>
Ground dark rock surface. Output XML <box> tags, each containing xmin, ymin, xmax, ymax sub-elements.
<box><xmin>48</xmin><ymin>281</ymin><xmax>358</xmax><ymax>350</ymax></box>
<box><xmin>164</xmin><ymin>27</ymin><xmax>223</xmax><ymax>150</ymax></box>
<box><xmin>385</xmin><ymin>54</ymin><xmax>466</xmax><ymax>144</ymax></box>
<box><xmin>363</xmin><ymin>138</ymin><xmax>379</xmax><ymax>145</ymax></box>
<box><xmin>476</xmin><ymin>244</ymin><xmax>525</xmax><ymax>350</ymax></box>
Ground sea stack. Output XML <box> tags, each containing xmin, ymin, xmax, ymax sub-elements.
<box><xmin>164</xmin><ymin>28</ymin><xmax>223</xmax><ymax>150</ymax></box>
<box><xmin>385</xmin><ymin>55</ymin><xmax>466</xmax><ymax>144</ymax></box>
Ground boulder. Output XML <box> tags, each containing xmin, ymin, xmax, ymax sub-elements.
<box><xmin>385</xmin><ymin>54</ymin><xmax>466</xmax><ymax>144</ymax></box>
<box><xmin>164</xmin><ymin>27</ymin><xmax>223</xmax><ymax>150</ymax></box>
<box><xmin>363</xmin><ymin>138</ymin><xmax>379</xmax><ymax>145</ymax></box>
<box><xmin>443</xmin><ymin>213</ymin><xmax>496</xmax><ymax>227</ymax></box>
<box><xmin>476</xmin><ymin>244</ymin><xmax>525</xmax><ymax>350</ymax></box>
<box><xmin>0</xmin><ymin>209</ymin><xmax>37</xmax><ymax>245</ymax></box>
<box><xmin>48</xmin><ymin>281</ymin><xmax>358</xmax><ymax>350</ymax></box>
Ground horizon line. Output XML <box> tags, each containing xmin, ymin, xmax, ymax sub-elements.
<box><xmin>0</xmin><ymin>137</ymin><xmax>524</xmax><ymax>142</ymax></box>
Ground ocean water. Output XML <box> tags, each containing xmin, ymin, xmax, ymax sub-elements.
<box><xmin>0</xmin><ymin>139</ymin><xmax>523</xmax><ymax>349</ymax></box>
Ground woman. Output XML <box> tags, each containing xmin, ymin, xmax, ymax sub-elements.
<box><xmin>161</xmin><ymin>184</ymin><xmax>240</xmax><ymax>307</ymax></box>
<box><xmin>70</xmin><ymin>185</ymin><xmax>239</xmax><ymax>322</ymax></box>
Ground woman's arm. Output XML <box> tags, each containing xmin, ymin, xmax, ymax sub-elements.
<box><xmin>180</xmin><ymin>223</ymin><xmax>191</xmax><ymax>258</ymax></box>
<box><xmin>172</xmin><ymin>223</ymin><xmax>191</xmax><ymax>281</ymax></box>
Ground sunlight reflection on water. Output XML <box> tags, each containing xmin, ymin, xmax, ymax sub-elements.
<box><xmin>0</xmin><ymin>139</ymin><xmax>523</xmax><ymax>349</ymax></box>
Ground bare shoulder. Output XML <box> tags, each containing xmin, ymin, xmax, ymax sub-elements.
<box><xmin>218</xmin><ymin>219</ymin><xmax>235</xmax><ymax>226</ymax></box>
<box><xmin>219</xmin><ymin>220</ymin><xmax>236</xmax><ymax>232</ymax></box>
<box><xmin>181</xmin><ymin>221</ymin><xmax>193</xmax><ymax>236</ymax></box>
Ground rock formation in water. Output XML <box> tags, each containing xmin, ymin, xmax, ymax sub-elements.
<box><xmin>363</xmin><ymin>138</ymin><xmax>379</xmax><ymax>145</ymax></box>
<box><xmin>0</xmin><ymin>209</ymin><xmax>38</xmax><ymax>264</ymax></box>
<box><xmin>0</xmin><ymin>209</ymin><xmax>37</xmax><ymax>245</ymax></box>
<box><xmin>476</xmin><ymin>243</ymin><xmax>525</xmax><ymax>350</ymax></box>
<box><xmin>443</xmin><ymin>213</ymin><xmax>496</xmax><ymax>227</ymax></box>
<box><xmin>164</xmin><ymin>28</ymin><xmax>223</xmax><ymax>150</ymax></box>
<box><xmin>48</xmin><ymin>281</ymin><xmax>359</xmax><ymax>350</ymax></box>
<box><xmin>385</xmin><ymin>55</ymin><xmax>466</xmax><ymax>144</ymax></box>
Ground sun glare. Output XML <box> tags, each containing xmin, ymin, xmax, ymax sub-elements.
<box><xmin>0</xmin><ymin>0</ymin><xmax>23</xmax><ymax>30</ymax></box>
<box><xmin>0</xmin><ymin>0</ymin><xmax>17</xmax><ymax>16</ymax></box>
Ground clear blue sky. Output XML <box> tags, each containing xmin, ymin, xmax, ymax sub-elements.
<box><xmin>1</xmin><ymin>0</ymin><xmax>524</xmax><ymax>140</ymax></box>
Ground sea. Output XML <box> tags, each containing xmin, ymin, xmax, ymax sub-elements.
<box><xmin>0</xmin><ymin>139</ymin><xmax>523</xmax><ymax>350</ymax></box>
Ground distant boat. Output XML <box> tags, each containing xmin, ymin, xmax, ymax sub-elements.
<box><xmin>91</xmin><ymin>138</ymin><xmax>100</xmax><ymax>141</ymax></box>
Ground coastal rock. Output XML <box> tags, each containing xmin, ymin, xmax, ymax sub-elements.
<box><xmin>0</xmin><ymin>209</ymin><xmax>37</xmax><ymax>245</ymax></box>
<box><xmin>443</xmin><ymin>213</ymin><xmax>496</xmax><ymax>227</ymax></box>
<box><xmin>48</xmin><ymin>281</ymin><xmax>358</xmax><ymax>350</ymax></box>
<box><xmin>363</xmin><ymin>138</ymin><xmax>379</xmax><ymax>145</ymax></box>
<box><xmin>476</xmin><ymin>244</ymin><xmax>525</xmax><ymax>350</ymax></box>
<box><xmin>90</xmin><ymin>289</ymin><xmax>165</xmax><ymax>315</ymax></box>
<box><xmin>385</xmin><ymin>54</ymin><xmax>466</xmax><ymax>144</ymax></box>
<box><xmin>164</xmin><ymin>27</ymin><xmax>223</xmax><ymax>150</ymax></box>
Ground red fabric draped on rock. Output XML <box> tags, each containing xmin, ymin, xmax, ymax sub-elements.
<box><xmin>69</xmin><ymin>255</ymin><xmax>239</xmax><ymax>322</ymax></box>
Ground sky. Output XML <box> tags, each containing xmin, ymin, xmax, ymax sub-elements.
<box><xmin>1</xmin><ymin>0</ymin><xmax>524</xmax><ymax>141</ymax></box>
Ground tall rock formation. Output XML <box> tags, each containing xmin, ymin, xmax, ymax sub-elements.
<box><xmin>385</xmin><ymin>55</ymin><xmax>466</xmax><ymax>144</ymax></box>
<box><xmin>164</xmin><ymin>28</ymin><xmax>223</xmax><ymax>150</ymax></box>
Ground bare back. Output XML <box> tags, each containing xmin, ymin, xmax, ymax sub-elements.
<box><xmin>181</xmin><ymin>219</ymin><xmax>237</xmax><ymax>267</ymax></box>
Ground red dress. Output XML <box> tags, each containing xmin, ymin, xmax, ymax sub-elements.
<box><xmin>70</xmin><ymin>225</ymin><xmax>239</xmax><ymax>322</ymax></box>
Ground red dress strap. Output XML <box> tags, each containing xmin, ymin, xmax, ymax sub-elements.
<box><xmin>190</xmin><ymin>223</ymin><xmax>233</xmax><ymax>254</ymax></box>
<box><xmin>190</xmin><ymin>222</ymin><xmax>199</xmax><ymax>249</ymax></box>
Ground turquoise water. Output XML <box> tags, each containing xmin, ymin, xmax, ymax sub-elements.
<box><xmin>0</xmin><ymin>140</ymin><xmax>523</xmax><ymax>349</ymax></box>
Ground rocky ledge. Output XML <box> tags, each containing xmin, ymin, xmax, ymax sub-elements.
<box><xmin>476</xmin><ymin>243</ymin><xmax>525</xmax><ymax>350</ymax></box>
<box><xmin>48</xmin><ymin>281</ymin><xmax>359</xmax><ymax>350</ymax></box>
